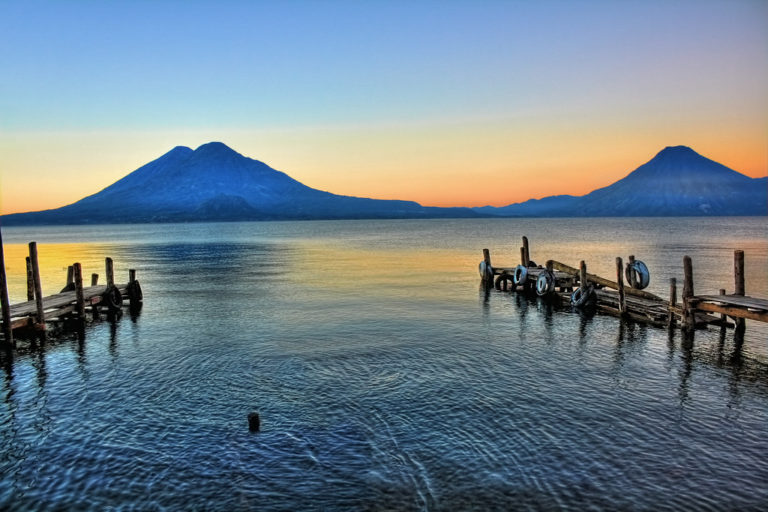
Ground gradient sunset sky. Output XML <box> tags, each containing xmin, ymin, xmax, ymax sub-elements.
<box><xmin>1</xmin><ymin>0</ymin><xmax>766</xmax><ymax>215</ymax></box>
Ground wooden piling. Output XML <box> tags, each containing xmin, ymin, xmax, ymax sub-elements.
<box><xmin>26</xmin><ymin>257</ymin><xmax>34</xmax><ymax>301</ymax></box>
<box><xmin>0</xmin><ymin>222</ymin><xmax>14</xmax><ymax>348</ymax></box>
<box><xmin>668</xmin><ymin>278</ymin><xmax>677</xmax><ymax>327</ymax></box>
<box><xmin>616</xmin><ymin>257</ymin><xmax>626</xmax><ymax>314</ymax></box>
<box><xmin>733</xmin><ymin>250</ymin><xmax>745</xmax><ymax>330</ymax></box>
<box><xmin>129</xmin><ymin>269</ymin><xmax>136</xmax><ymax>284</ymax></box>
<box><xmin>579</xmin><ymin>260</ymin><xmax>587</xmax><ymax>288</ymax></box>
<box><xmin>65</xmin><ymin>265</ymin><xmax>74</xmax><ymax>289</ymax></box>
<box><xmin>718</xmin><ymin>289</ymin><xmax>727</xmax><ymax>322</ymax></box>
<box><xmin>29</xmin><ymin>242</ymin><xmax>45</xmax><ymax>329</ymax></box>
<box><xmin>91</xmin><ymin>273</ymin><xmax>99</xmax><ymax>286</ymax></box>
<box><xmin>734</xmin><ymin>250</ymin><xmax>745</xmax><ymax>296</ymax></box>
<box><xmin>106</xmin><ymin>257</ymin><xmax>115</xmax><ymax>288</ymax></box>
<box><xmin>520</xmin><ymin>247</ymin><xmax>526</xmax><ymax>266</ymax></box>
<box><xmin>522</xmin><ymin>236</ymin><xmax>530</xmax><ymax>266</ymax></box>
<box><xmin>74</xmin><ymin>263</ymin><xmax>85</xmax><ymax>319</ymax></box>
<box><xmin>627</xmin><ymin>255</ymin><xmax>637</xmax><ymax>288</ymax></box>
<box><xmin>682</xmin><ymin>256</ymin><xmax>694</xmax><ymax>330</ymax></box>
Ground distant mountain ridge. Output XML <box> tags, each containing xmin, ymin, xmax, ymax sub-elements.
<box><xmin>2</xmin><ymin>142</ymin><xmax>480</xmax><ymax>225</ymax></box>
<box><xmin>2</xmin><ymin>143</ymin><xmax>765</xmax><ymax>225</ymax></box>
<box><xmin>474</xmin><ymin>146</ymin><xmax>767</xmax><ymax>217</ymax></box>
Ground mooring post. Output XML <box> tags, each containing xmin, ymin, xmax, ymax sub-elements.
<box><xmin>616</xmin><ymin>257</ymin><xmax>626</xmax><ymax>315</ymax></box>
<box><xmin>733</xmin><ymin>250</ymin><xmax>745</xmax><ymax>331</ymax></box>
<box><xmin>28</xmin><ymin>242</ymin><xmax>45</xmax><ymax>330</ymax></box>
<box><xmin>26</xmin><ymin>257</ymin><xmax>34</xmax><ymax>301</ymax></box>
<box><xmin>0</xmin><ymin>222</ymin><xmax>14</xmax><ymax>348</ymax></box>
<box><xmin>627</xmin><ymin>255</ymin><xmax>637</xmax><ymax>288</ymax></box>
<box><xmin>74</xmin><ymin>263</ymin><xmax>85</xmax><ymax>320</ymax></box>
<box><xmin>129</xmin><ymin>269</ymin><xmax>136</xmax><ymax>284</ymax></box>
<box><xmin>520</xmin><ymin>247</ymin><xmax>526</xmax><ymax>266</ymax></box>
<box><xmin>682</xmin><ymin>255</ymin><xmax>694</xmax><ymax>330</ymax></box>
<box><xmin>91</xmin><ymin>273</ymin><xmax>99</xmax><ymax>286</ymax></box>
<box><xmin>579</xmin><ymin>260</ymin><xmax>587</xmax><ymax>288</ymax></box>
<box><xmin>65</xmin><ymin>265</ymin><xmax>74</xmax><ymax>289</ymax></box>
<box><xmin>522</xmin><ymin>236</ymin><xmax>530</xmax><ymax>266</ymax></box>
<box><xmin>718</xmin><ymin>288</ymin><xmax>727</xmax><ymax>322</ymax></box>
<box><xmin>106</xmin><ymin>257</ymin><xmax>114</xmax><ymax>289</ymax></box>
<box><xmin>668</xmin><ymin>278</ymin><xmax>677</xmax><ymax>327</ymax></box>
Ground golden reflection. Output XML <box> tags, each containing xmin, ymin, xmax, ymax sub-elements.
<box><xmin>1</xmin><ymin>242</ymin><xmax>129</xmax><ymax>303</ymax></box>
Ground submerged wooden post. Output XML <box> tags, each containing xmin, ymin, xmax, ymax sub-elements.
<box><xmin>579</xmin><ymin>260</ymin><xmax>587</xmax><ymax>288</ymax></box>
<box><xmin>26</xmin><ymin>257</ymin><xmax>34</xmax><ymax>301</ymax></box>
<box><xmin>74</xmin><ymin>263</ymin><xmax>85</xmax><ymax>319</ymax></box>
<box><xmin>106</xmin><ymin>257</ymin><xmax>114</xmax><ymax>288</ymax></box>
<box><xmin>682</xmin><ymin>255</ymin><xmax>694</xmax><ymax>330</ymax></box>
<box><xmin>733</xmin><ymin>250</ymin><xmax>745</xmax><ymax>330</ymax></box>
<box><xmin>29</xmin><ymin>242</ymin><xmax>45</xmax><ymax>330</ymax></box>
<box><xmin>91</xmin><ymin>273</ymin><xmax>99</xmax><ymax>286</ymax></box>
<box><xmin>616</xmin><ymin>257</ymin><xmax>626</xmax><ymax>314</ymax></box>
<box><xmin>627</xmin><ymin>255</ymin><xmax>637</xmax><ymax>288</ymax></box>
<box><xmin>522</xmin><ymin>236</ymin><xmax>530</xmax><ymax>266</ymax></box>
<box><xmin>0</xmin><ymin>223</ymin><xmax>14</xmax><ymax>348</ymax></box>
<box><xmin>668</xmin><ymin>278</ymin><xmax>677</xmax><ymax>327</ymax></box>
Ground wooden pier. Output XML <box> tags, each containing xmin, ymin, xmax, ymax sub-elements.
<box><xmin>1</xmin><ymin>230</ymin><xmax>142</xmax><ymax>349</ymax></box>
<box><xmin>480</xmin><ymin>236</ymin><xmax>766</xmax><ymax>336</ymax></box>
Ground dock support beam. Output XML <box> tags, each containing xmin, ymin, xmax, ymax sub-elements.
<box><xmin>682</xmin><ymin>256</ymin><xmax>694</xmax><ymax>330</ymax></box>
<box><xmin>0</xmin><ymin>222</ymin><xmax>14</xmax><ymax>348</ymax></box>
<box><xmin>26</xmin><ymin>257</ymin><xmax>34</xmax><ymax>301</ymax></box>
<box><xmin>668</xmin><ymin>278</ymin><xmax>677</xmax><ymax>327</ymax></box>
<box><xmin>29</xmin><ymin>242</ymin><xmax>45</xmax><ymax>330</ymax></box>
<box><xmin>522</xmin><ymin>236</ymin><xmax>530</xmax><ymax>266</ymax></box>
<box><xmin>734</xmin><ymin>250</ymin><xmax>746</xmax><ymax>331</ymax></box>
<box><xmin>106</xmin><ymin>257</ymin><xmax>115</xmax><ymax>289</ymax></box>
<box><xmin>74</xmin><ymin>263</ymin><xmax>85</xmax><ymax>320</ymax></box>
<box><xmin>616</xmin><ymin>257</ymin><xmax>626</xmax><ymax>315</ymax></box>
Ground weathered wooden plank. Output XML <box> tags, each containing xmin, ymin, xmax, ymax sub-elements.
<box><xmin>9</xmin><ymin>285</ymin><xmax>120</xmax><ymax>317</ymax></box>
<box><xmin>693</xmin><ymin>302</ymin><xmax>768</xmax><ymax>323</ymax></box>
<box><xmin>693</xmin><ymin>295</ymin><xmax>768</xmax><ymax>310</ymax></box>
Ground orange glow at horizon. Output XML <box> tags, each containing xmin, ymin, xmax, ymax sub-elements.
<box><xmin>1</xmin><ymin>121</ymin><xmax>766</xmax><ymax>215</ymax></box>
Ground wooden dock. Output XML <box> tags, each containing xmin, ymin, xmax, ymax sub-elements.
<box><xmin>480</xmin><ymin>236</ymin><xmax>766</xmax><ymax>336</ymax></box>
<box><xmin>1</xmin><ymin>229</ymin><xmax>142</xmax><ymax>349</ymax></box>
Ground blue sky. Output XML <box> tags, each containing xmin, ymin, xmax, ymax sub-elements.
<box><xmin>1</xmin><ymin>0</ymin><xmax>766</xmax><ymax>212</ymax></box>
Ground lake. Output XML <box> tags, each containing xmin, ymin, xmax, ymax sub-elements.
<box><xmin>1</xmin><ymin>217</ymin><xmax>767</xmax><ymax>510</ymax></box>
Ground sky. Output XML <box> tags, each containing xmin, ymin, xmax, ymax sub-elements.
<box><xmin>1</xmin><ymin>0</ymin><xmax>766</xmax><ymax>214</ymax></box>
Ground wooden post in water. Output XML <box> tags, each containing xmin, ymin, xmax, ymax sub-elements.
<box><xmin>91</xmin><ymin>273</ymin><xmax>99</xmax><ymax>286</ymax></box>
<box><xmin>481</xmin><ymin>249</ymin><xmax>493</xmax><ymax>283</ymax></box>
<box><xmin>106</xmin><ymin>257</ymin><xmax>114</xmax><ymax>288</ymax></box>
<box><xmin>129</xmin><ymin>269</ymin><xmax>136</xmax><ymax>284</ymax></box>
<box><xmin>719</xmin><ymin>288</ymin><xmax>727</xmax><ymax>322</ymax></box>
<box><xmin>668</xmin><ymin>278</ymin><xmax>677</xmax><ymax>327</ymax></box>
<box><xmin>627</xmin><ymin>255</ymin><xmax>637</xmax><ymax>288</ymax></box>
<box><xmin>522</xmin><ymin>236</ymin><xmax>530</xmax><ymax>266</ymax></box>
<box><xmin>74</xmin><ymin>263</ymin><xmax>85</xmax><ymax>320</ymax></box>
<box><xmin>733</xmin><ymin>250</ymin><xmax>745</xmax><ymax>331</ymax></box>
<box><xmin>682</xmin><ymin>256</ymin><xmax>694</xmax><ymax>330</ymax></box>
<box><xmin>0</xmin><ymin>222</ymin><xmax>14</xmax><ymax>348</ymax></box>
<box><xmin>29</xmin><ymin>242</ymin><xmax>45</xmax><ymax>330</ymax></box>
<box><xmin>616</xmin><ymin>257</ymin><xmax>626</xmax><ymax>315</ymax></box>
<box><xmin>579</xmin><ymin>260</ymin><xmax>587</xmax><ymax>288</ymax></box>
<box><xmin>65</xmin><ymin>265</ymin><xmax>74</xmax><ymax>289</ymax></box>
<box><xmin>520</xmin><ymin>247</ymin><xmax>526</xmax><ymax>266</ymax></box>
<box><xmin>26</xmin><ymin>257</ymin><xmax>34</xmax><ymax>301</ymax></box>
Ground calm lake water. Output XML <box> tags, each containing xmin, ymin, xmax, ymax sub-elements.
<box><xmin>1</xmin><ymin>217</ymin><xmax>767</xmax><ymax>511</ymax></box>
